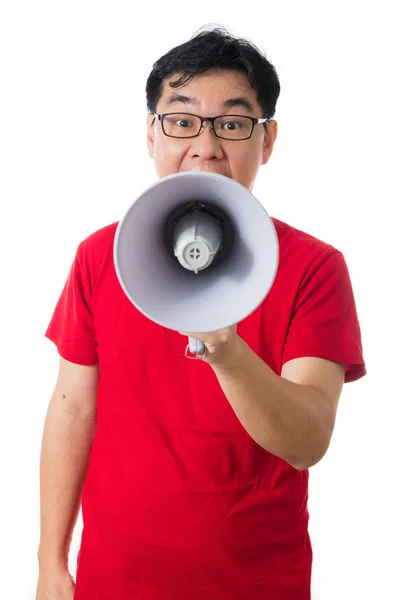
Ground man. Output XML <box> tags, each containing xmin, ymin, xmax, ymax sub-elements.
<box><xmin>36</xmin><ymin>27</ymin><xmax>365</xmax><ymax>600</ymax></box>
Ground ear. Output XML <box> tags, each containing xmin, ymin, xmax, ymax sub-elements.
<box><xmin>261</xmin><ymin>120</ymin><xmax>278</xmax><ymax>165</ymax></box>
<box><xmin>147</xmin><ymin>113</ymin><xmax>156</xmax><ymax>158</ymax></box>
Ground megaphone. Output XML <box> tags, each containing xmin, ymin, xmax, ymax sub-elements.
<box><xmin>113</xmin><ymin>171</ymin><xmax>279</xmax><ymax>358</ymax></box>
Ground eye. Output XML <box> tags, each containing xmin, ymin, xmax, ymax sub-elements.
<box><xmin>176</xmin><ymin>119</ymin><xmax>193</xmax><ymax>128</ymax></box>
<box><xmin>221</xmin><ymin>120</ymin><xmax>242</xmax><ymax>130</ymax></box>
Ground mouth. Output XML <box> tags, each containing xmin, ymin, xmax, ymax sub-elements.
<box><xmin>180</xmin><ymin>165</ymin><xmax>231</xmax><ymax>177</ymax></box>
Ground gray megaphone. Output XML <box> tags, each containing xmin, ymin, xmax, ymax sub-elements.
<box><xmin>113</xmin><ymin>171</ymin><xmax>279</xmax><ymax>358</ymax></box>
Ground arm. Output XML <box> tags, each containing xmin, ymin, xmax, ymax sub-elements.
<box><xmin>37</xmin><ymin>357</ymin><xmax>99</xmax><ymax>572</ymax></box>
<box><xmin>181</xmin><ymin>250</ymin><xmax>362</xmax><ymax>470</ymax></box>
<box><xmin>210</xmin><ymin>334</ymin><xmax>344</xmax><ymax>470</ymax></box>
<box><xmin>182</xmin><ymin>327</ymin><xmax>344</xmax><ymax>470</ymax></box>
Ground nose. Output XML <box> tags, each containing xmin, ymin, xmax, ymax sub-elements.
<box><xmin>188</xmin><ymin>120</ymin><xmax>224</xmax><ymax>160</ymax></box>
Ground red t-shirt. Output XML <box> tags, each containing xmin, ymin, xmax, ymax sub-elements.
<box><xmin>45</xmin><ymin>217</ymin><xmax>365</xmax><ymax>600</ymax></box>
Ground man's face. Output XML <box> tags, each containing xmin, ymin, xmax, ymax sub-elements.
<box><xmin>147</xmin><ymin>69</ymin><xmax>277</xmax><ymax>191</ymax></box>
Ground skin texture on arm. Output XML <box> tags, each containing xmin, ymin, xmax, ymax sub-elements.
<box><xmin>37</xmin><ymin>358</ymin><xmax>99</xmax><ymax>572</ymax></box>
<box><xmin>180</xmin><ymin>327</ymin><xmax>344</xmax><ymax>470</ymax></box>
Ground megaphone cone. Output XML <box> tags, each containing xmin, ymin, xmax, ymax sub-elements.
<box><xmin>113</xmin><ymin>172</ymin><xmax>279</xmax><ymax>357</ymax></box>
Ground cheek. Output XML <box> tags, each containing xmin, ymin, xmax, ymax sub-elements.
<box><xmin>153</xmin><ymin>133</ymin><xmax>188</xmax><ymax>173</ymax></box>
<box><xmin>236</xmin><ymin>137</ymin><xmax>262</xmax><ymax>158</ymax></box>
<box><xmin>230</xmin><ymin>143</ymin><xmax>262</xmax><ymax>171</ymax></box>
<box><xmin>226</xmin><ymin>143</ymin><xmax>264</xmax><ymax>188</ymax></box>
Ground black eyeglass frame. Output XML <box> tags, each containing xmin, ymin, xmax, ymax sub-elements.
<box><xmin>153</xmin><ymin>112</ymin><xmax>270</xmax><ymax>140</ymax></box>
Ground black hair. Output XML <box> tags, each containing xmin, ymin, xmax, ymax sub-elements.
<box><xmin>146</xmin><ymin>26</ymin><xmax>280</xmax><ymax>119</ymax></box>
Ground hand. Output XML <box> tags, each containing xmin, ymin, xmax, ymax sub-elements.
<box><xmin>36</xmin><ymin>568</ymin><xmax>75</xmax><ymax>600</ymax></box>
<box><xmin>179</xmin><ymin>325</ymin><xmax>238</xmax><ymax>365</ymax></box>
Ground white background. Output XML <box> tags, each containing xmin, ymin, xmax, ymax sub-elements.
<box><xmin>1</xmin><ymin>1</ymin><xmax>399</xmax><ymax>598</ymax></box>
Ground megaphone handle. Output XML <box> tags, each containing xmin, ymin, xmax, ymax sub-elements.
<box><xmin>185</xmin><ymin>336</ymin><xmax>206</xmax><ymax>359</ymax></box>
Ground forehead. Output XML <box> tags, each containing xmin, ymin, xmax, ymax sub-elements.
<box><xmin>158</xmin><ymin>69</ymin><xmax>260</xmax><ymax>113</ymax></box>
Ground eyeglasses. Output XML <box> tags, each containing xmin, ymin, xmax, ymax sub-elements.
<box><xmin>153</xmin><ymin>113</ymin><xmax>270</xmax><ymax>141</ymax></box>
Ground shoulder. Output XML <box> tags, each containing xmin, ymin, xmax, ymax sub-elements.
<box><xmin>78</xmin><ymin>221</ymin><xmax>119</xmax><ymax>253</ymax></box>
<box><xmin>271</xmin><ymin>217</ymin><xmax>344</xmax><ymax>272</ymax></box>
<box><xmin>272</xmin><ymin>217</ymin><xmax>336</xmax><ymax>254</ymax></box>
<box><xmin>75</xmin><ymin>221</ymin><xmax>119</xmax><ymax>265</ymax></box>
<box><xmin>70</xmin><ymin>222</ymin><xmax>120</xmax><ymax>291</ymax></box>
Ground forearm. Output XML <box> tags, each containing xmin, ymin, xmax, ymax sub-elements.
<box><xmin>209</xmin><ymin>336</ymin><xmax>333</xmax><ymax>470</ymax></box>
<box><xmin>38</xmin><ymin>400</ymin><xmax>96</xmax><ymax>570</ymax></box>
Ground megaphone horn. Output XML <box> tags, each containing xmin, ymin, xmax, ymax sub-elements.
<box><xmin>113</xmin><ymin>171</ymin><xmax>279</xmax><ymax>358</ymax></box>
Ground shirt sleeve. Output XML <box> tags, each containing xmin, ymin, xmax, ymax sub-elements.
<box><xmin>282</xmin><ymin>250</ymin><xmax>366</xmax><ymax>383</ymax></box>
<box><xmin>45</xmin><ymin>242</ymin><xmax>98</xmax><ymax>365</ymax></box>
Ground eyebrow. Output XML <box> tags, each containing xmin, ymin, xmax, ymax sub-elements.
<box><xmin>165</xmin><ymin>93</ymin><xmax>255</xmax><ymax>113</ymax></box>
<box><xmin>222</xmin><ymin>97</ymin><xmax>255</xmax><ymax>112</ymax></box>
